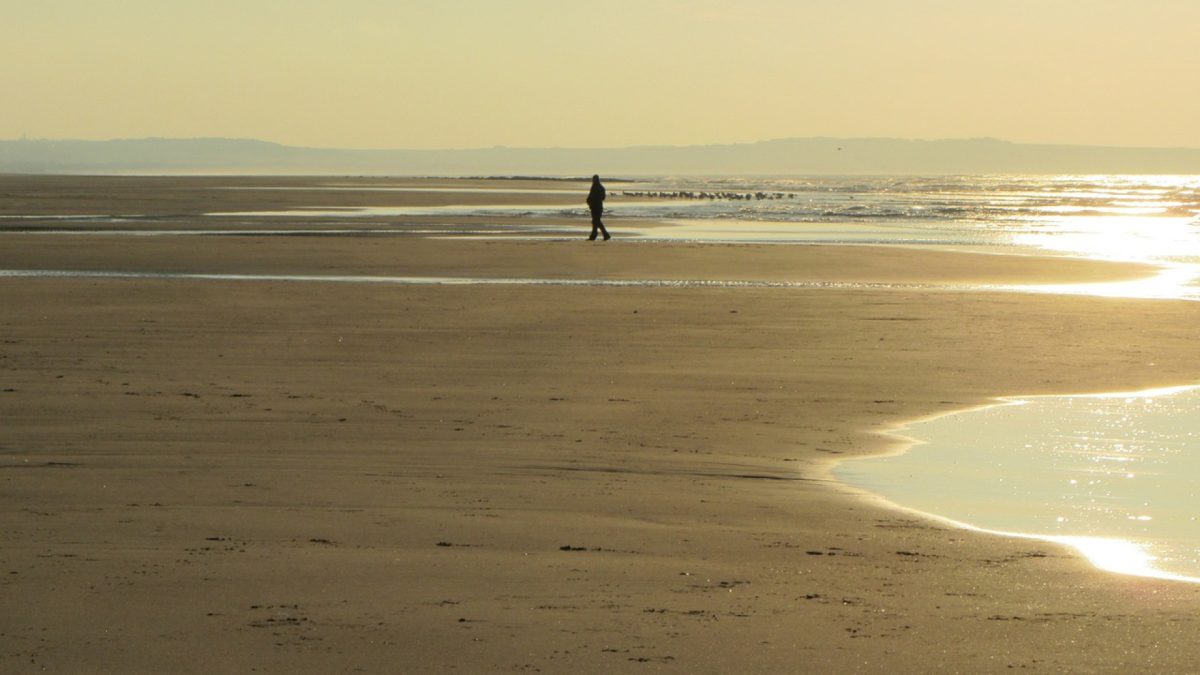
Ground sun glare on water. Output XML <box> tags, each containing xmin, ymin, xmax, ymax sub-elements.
<box><xmin>1012</xmin><ymin>215</ymin><xmax>1200</xmax><ymax>264</ymax></box>
<box><xmin>837</xmin><ymin>385</ymin><xmax>1200</xmax><ymax>583</ymax></box>
<box><xmin>1050</xmin><ymin>535</ymin><xmax>1200</xmax><ymax>583</ymax></box>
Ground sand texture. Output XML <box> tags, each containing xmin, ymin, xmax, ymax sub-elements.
<box><xmin>3</xmin><ymin>176</ymin><xmax>1200</xmax><ymax>672</ymax></box>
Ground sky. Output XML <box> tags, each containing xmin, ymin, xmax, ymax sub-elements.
<box><xmin>4</xmin><ymin>0</ymin><xmax>1199</xmax><ymax>150</ymax></box>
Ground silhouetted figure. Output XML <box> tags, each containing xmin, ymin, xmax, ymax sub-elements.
<box><xmin>586</xmin><ymin>174</ymin><xmax>610</xmax><ymax>241</ymax></box>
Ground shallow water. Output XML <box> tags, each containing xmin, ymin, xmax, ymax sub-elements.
<box><xmin>215</xmin><ymin>186</ymin><xmax>578</xmax><ymax>194</ymax></box>
<box><xmin>835</xmin><ymin>386</ymin><xmax>1200</xmax><ymax>581</ymax></box>
<box><xmin>206</xmin><ymin>204</ymin><xmax>581</xmax><ymax>218</ymax></box>
<box><xmin>205</xmin><ymin>200</ymin><xmax>672</xmax><ymax>219</ymax></box>
<box><xmin>0</xmin><ymin>268</ymin><xmax>930</xmax><ymax>290</ymax></box>
<box><xmin>190</xmin><ymin>174</ymin><xmax>1200</xmax><ymax>298</ymax></box>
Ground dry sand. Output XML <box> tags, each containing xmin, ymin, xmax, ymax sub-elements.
<box><xmin>4</xmin><ymin>177</ymin><xmax>1200</xmax><ymax>672</ymax></box>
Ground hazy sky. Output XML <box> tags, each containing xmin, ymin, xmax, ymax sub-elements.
<box><xmin>4</xmin><ymin>0</ymin><xmax>1199</xmax><ymax>149</ymax></box>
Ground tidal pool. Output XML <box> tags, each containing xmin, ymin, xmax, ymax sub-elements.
<box><xmin>835</xmin><ymin>386</ymin><xmax>1200</xmax><ymax>582</ymax></box>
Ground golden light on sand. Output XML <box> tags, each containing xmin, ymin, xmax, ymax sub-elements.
<box><xmin>9</xmin><ymin>175</ymin><xmax>1200</xmax><ymax>671</ymax></box>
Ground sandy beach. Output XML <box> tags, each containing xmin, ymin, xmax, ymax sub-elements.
<box><xmin>5</xmin><ymin>177</ymin><xmax>1200</xmax><ymax>672</ymax></box>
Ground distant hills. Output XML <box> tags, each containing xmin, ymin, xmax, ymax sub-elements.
<box><xmin>2</xmin><ymin>136</ymin><xmax>1199</xmax><ymax>176</ymax></box>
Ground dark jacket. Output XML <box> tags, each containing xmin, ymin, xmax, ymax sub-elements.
<box><xmin>587</xmin><ymin>181</ymin><xmax>606</xmax><ymax>212</ymax></box>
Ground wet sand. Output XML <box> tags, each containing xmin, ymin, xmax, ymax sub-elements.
<box><xmin>4</xmin><ymin>176</ymin><xmax>1200</xmax><ymax>672</ymax></box>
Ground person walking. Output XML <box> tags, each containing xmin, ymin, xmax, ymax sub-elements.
<box><xmin>586</xmin><ymin>174</ymin><xmax>611</xmax><ymax>241</ymax></box>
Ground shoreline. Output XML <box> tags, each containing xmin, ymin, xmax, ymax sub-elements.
<box><xmin>6</xmin><ymin>175</ymin><xmax>1200</xmax><ymax>671</ymax></box>
<box><xmin>830</xmin><ymin>467</ymin><xmax>1200</xmax><ymax>585</ymax></box>
<box><xmin>834</xmin><ymin>384</ymin><xmax>1200</xmax><ymax>585</ymax></box>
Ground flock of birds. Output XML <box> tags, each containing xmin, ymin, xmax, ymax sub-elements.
<box><xmin>615</xmin><ymin>190</ymin><xmax>799</xmax><ymax>201</ymax></box>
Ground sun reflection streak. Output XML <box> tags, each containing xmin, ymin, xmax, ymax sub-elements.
<box><xmin>838</xmin><ymin>488</ymin><xmax>1200</xmax><ymax>584</ymax></box>
<box><xmin>1047</xmin><ymin>536</ymin><xmax>1200</xmax><ymax>583</ymax></box>
<box><xmin>1011</xmin><ymin>215</ymin><xmax>1200</xmax><ymax>263</ymax></box>
<box><xmin>1010</xmin><ymin>263</ymin><xmax>1200</xmax><ymax>300</ymax></box>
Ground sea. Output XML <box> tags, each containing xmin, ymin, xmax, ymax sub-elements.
<box><xmin>614</xmin><ymin>175</ymin><xmax>1200</xmax><ymax>280</ymax></box>
<box><xmin>8</xmin><ymin>173</ymin><xmax>1200</xmax><ymax>581</ymax></box>
<box><xmin>261</xmin><ymin>174</ymin><xmax>1200</xmax><ymax>296</ymax></box>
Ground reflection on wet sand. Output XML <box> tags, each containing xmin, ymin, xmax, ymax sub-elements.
<box><xmin>1</xmin><ymin>265</ymin><xmax>1192</xmax><ymax>302</ymax></box>
<box><xmin>0</xmin><ymin>269</ymin><xmax>932</xmax><ymax>290</ymax></box>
